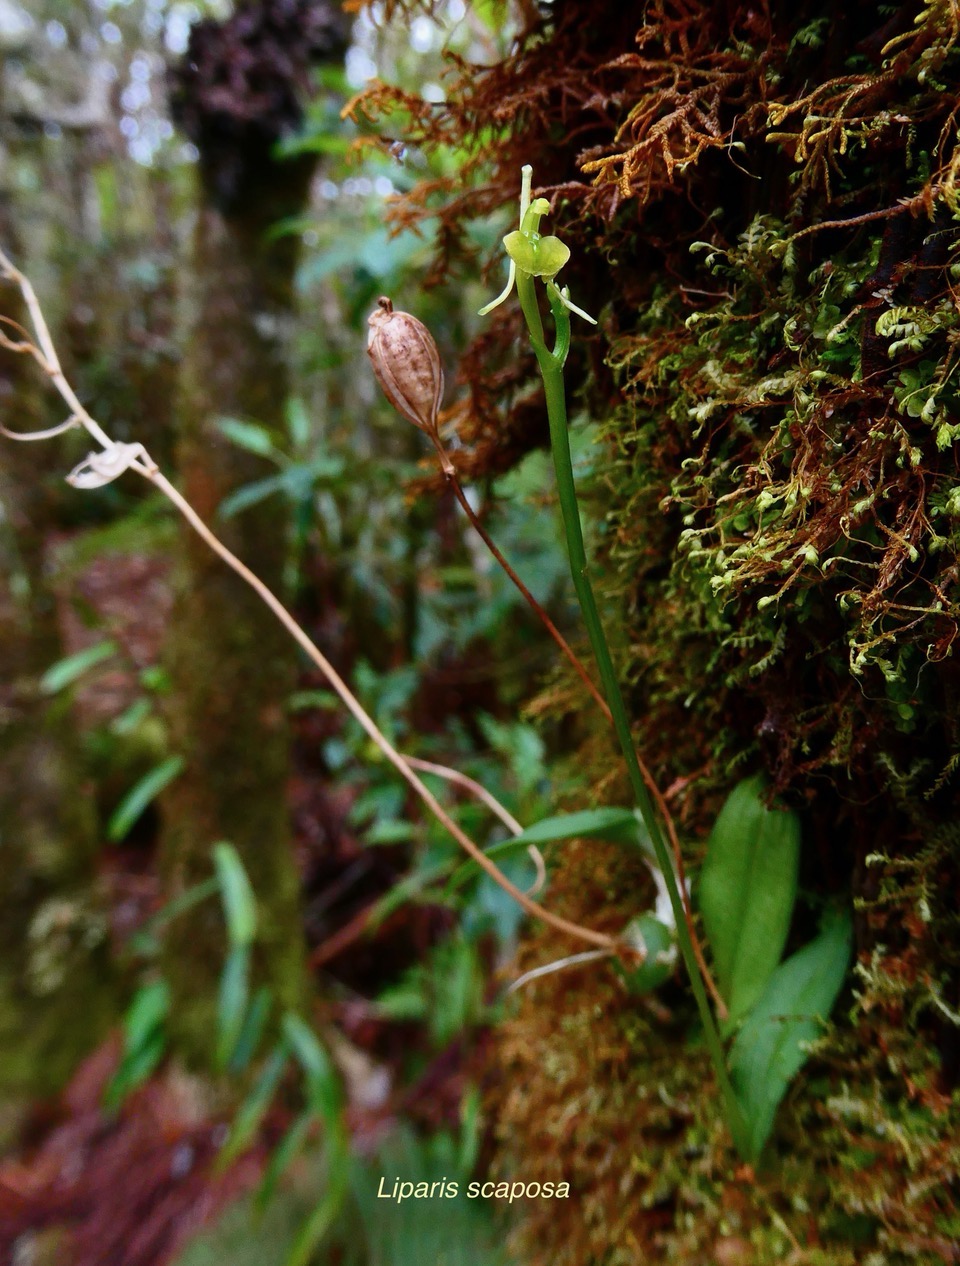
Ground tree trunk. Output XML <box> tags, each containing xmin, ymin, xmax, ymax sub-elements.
<box><xmin>160</xmin><ymin>0</ymin><xmax>347</xmax><ymax>1061</ymax></box>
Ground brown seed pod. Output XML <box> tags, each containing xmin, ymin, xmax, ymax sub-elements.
<box><xmin>366</xmin><ymin>296</ymin><xmax>444</xmax><ymax>437</ymax></box>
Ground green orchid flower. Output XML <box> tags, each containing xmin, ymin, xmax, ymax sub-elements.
<box><xmin>479</xmin><ymin>166</ymin><xmax>596</xmax><ymax>324</ymax></box>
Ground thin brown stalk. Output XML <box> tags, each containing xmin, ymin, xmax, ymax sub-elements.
<box><xmin>0</xmin><ymin>248</ymin><xmax>615</xmax><ymax>955</ymax></box>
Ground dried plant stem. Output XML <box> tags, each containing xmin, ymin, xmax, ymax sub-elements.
<box><xmin>402</xmin><ymin>754</ymin><xmax>545</xmax><ymax>894</ymax></box>
<box><xmin>433</xmin><ymin>440</ymin><xmax>725</xmax><ymax>1017</ymax></box>
<box><xmin>147</xmin><ymin>470</ymin><xmax>614</xmax><ymax>950</ymax></box>
<box><xmin>0</xmin><ymin>248</ymin><xmax>612</xmax><ymax>955</ymax></box>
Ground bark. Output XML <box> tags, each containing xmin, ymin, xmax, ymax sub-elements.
<box><xmin>159</xmin><ymin>181</ymin><xmax>316</xmax><ymax>1057</ymax></box>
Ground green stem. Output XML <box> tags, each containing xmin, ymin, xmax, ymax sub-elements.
<box><xmin>515</xmin><ymin>269</ymin><xmax>748</xmax><ymax>1155</ymax></box>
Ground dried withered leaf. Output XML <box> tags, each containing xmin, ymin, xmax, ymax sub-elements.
<box><xmin>366</xmin><ymin>296</ymin><xmax>444</xmax><ymax>437</ymax></box>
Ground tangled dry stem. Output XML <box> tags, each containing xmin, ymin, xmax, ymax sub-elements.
<box><xmin>0</xmin><ymin>247</ymin><xmax>620</xmax><ymax>956</ymax></box>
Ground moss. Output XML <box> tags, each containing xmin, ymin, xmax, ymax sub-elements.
<box><xmin>356</xmin><ymin>0</ymin><xmax>960</xmax><ymax>1258</ymax></box>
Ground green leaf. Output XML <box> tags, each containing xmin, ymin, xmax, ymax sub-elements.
<box><xmin>217</xmin><ymin>1046</ymin><xmax>288</xmax><ymax>1171</ymax></box>
<box><xmin>104</xmin><ymin>1026</ymin><xmax>167</xmax><ymax>1110</ymax></box>
<box><xmin>103</xmin><ymin>979</ymin><xmax>170</xmax><ymax>1109</ymax></box>
<box><xmin>364</xmin><ymin>819</ymin><xmax>415</xmax><ymax>845</ymax></box>
<box><xmin>218</xmin><ymin>473</ymin><xmax>291</xmax><ymax>518</ymax></box>
<box><xmin>283</xmin><ymin>1126</ymin><xmax>349</xmax><ymax>1266</ymax></box>
<box><xmin>506</xmin><ymin>806</ymin><xmax>638</xmax><ymax>846</ymax></box>
<box><xmin>213</xmin><ymin>842</ymin><xmax>258</xmax><ymax>947</ymax></box>
<box><xmin>124</xmin><ymin>978</ymin><xmax>170</xmax><ymax>1049</ymax></box>
<box><xmin>285</xmin><ymin>396</ymin><xmax>311</xmax><ymax>449</ymax></box>
<box><xmin>107</xmin><ymin>756</ymin><xmax>185</xmax><ymax>842</ymax></box>
<box><xmin>128</xmin><ymin>877</ymin><xmax>220</xmax><ymax>957</ymax></box>
<box><xmin>446</xmin><ymin>807</ymin><xmax>639</xmax><ymax>892</ymax></box>
<box><xmin>256</xmin><ymin>1108</ymin><xmax>316</xmax><ymax>1212</ymax></box>
<box><xmin>214</xmin><ymin>417</ymin><xmax>283</xmax><ymax>462</ymax></box>
<box><xmin>281</xmin><ymin>1013</ymin><xmax>342</xmax><ymax>1119</ymax></box>
<box><xmin>229</xmin><ymin>986</ymin><xmax>273</xmax><ymax>1074</ymax></box>
<box><xmin>698</xmin><ymin>774</ymin><xmax>801</xmax><ymax>1025</ymax></box>
<box><xmin>40</xmin><ymin>639</ymin><xmax>118</xmax><ymax>694</ymax></box>
<box><xmin>729</xmin><ymin>907</ymin><xmax>852</xmax><ymax>1161</ymax></box>
<box><xmin>217</xmin><ymin>946</ymin><xmax>251</xmax><ymax>1069</ymax></box>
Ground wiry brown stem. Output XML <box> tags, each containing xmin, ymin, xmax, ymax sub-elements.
<box><xmin>0</xmin><ymin>248</ymin><xmax>615</xmax><ymax>955</ymax></box>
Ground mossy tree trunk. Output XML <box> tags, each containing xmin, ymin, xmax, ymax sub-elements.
<box><xmin>159</xmin><ymin>1</ymin><xmax>347</xmax><ymax>1061</ymax></box>
<box><xmin>160</xmin><ymin>196</ymin><xmax>310</xmax><ymax>1059</ymax></box>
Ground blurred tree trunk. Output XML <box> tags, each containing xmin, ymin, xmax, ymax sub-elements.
<box><xmin>0</xmin><ymin>59</ymin><xmax>113</xmax><ymax>1106</ymax></box>
<box><xmin>160</xmin><ymin>1</ymin><xmax>347</xmax><ymax>1062</ymax></box>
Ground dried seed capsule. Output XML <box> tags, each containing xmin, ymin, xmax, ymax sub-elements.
<box><xmin>366</xmin><ymin>297</ymin><xmax>444</xmax><ymax>437</ymax></box>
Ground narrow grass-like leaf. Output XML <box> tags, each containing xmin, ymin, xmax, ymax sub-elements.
<box><xmin>729</xmin><ymin>906</ymin><xmax>852</xmax><ymax>1161</ymax></box>
<box><xmin>103</xmin><ymin>979</ymin><xmax>170</xmax><ymax>1108</ymax></box>
<box><xmin>508</xmin><ymin>807</ymin><xmax>638</xmax><ymax>845</ymax></box>
<box><xmin>213</xmin><ymin>841</ymin><xmax>258</xmax><ymax>947</ymax></box>
<box><xmin>447</xmin><ymin>806</ymin><xmax>638</xmax><ymax>891</ymax></box>
<box><xmin>698</xmin><ymin>774</ymin><xmax>801</xmax><ymax>1025</ymax></box>
<box><xmin>281</xmin><ymin>1013</ymin><xmax>342</xmax><ymax>1119</ymax></box>
<box><xmin>229</xmin><ymin>986</ymin><xmax>273</xmax><ymax>1074</ymax></box>
<box><xmin>128</xmin><ymin>877</ymin><xmax>220</xmax><ymax>956</ymax></box>
<box><xmin>40</xmin><ymin>639</ymin><xmax>117</xmax><ymax>694</ymax></box>
<box><xmin>107</xmin><ymin>755</ymin><xmax>185</xmax><ymax>842</ymax></box>
<box><xmin>284</xmin><ymin>1125</ymin><xmax>349</xmax><ymax>1266</ymax></box>
<box><xmin>104</xmin><ymin>1027</ymin><xmax>167</xmax><ymax>1110</ymax></box>
<box><xmin>217</xmin><ymin>945</ymin><xmax>251</xmax><ymax>1069</ymax></box>
<box><xmin>218</xmin><ymin>473</ymin><xmax>290</xmax><ymax>518</ymax></box>
<box><xmin>256</xmin><ymin>1108</ymin><xmax>316</xmax><ymax>1212</ymax></box>
<box><xmin>217</xmin><ymin>1046</ymin><xmax>288</xmax><ymax>1171</ymax></box>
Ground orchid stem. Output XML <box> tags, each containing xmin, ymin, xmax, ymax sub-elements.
<box><xmin>514</xmin><ymin>266</ymin><xmax>747</xmax><ymax>1153</ymax></box>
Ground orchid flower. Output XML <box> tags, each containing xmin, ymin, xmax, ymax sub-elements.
<box><xmin>479</xmin><ymin>165</ymin><xmax>596</xmax><ymax>325</ymax></box>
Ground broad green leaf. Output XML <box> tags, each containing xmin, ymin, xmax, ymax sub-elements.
<box><xmin>217</xmin><ymin>946</ymin><xmax>251</xmax><ymax>1069</ymax></box>
<box><xmin>214</xmin><ymin>416</ymin><xmax>283</xmax><ymax>462</ymax></box>
<box><xmin>40</xmin><ymin>639</ymin><xmax>117</xmax><ymax>694</ymax></box>
<box><xmin>217</xmin><ymin>1046</ymin><xmax>288</xmax><ymax>1171</ymax></box>
<box><xmin>364</xmin><ymin>819</ymin><xmax>416</xmax><ymax>845</ymax></box>
<box><xmin>698</xmin><ymin>774</ymin><xmax>800</xmax><ymax>1025</ymax></box>
<box><xmin>213</xmin><ymin>841</ymin><xmax>258</xmax><ymax>947</ymax></box>
<box><xmin>729</xmin><ymin>907</ymin><xmax>852</xmax><ymax>1161</ymax></box>
<box><xmin>107</xmin><ymin>756</ymin><xmax>185</xmax><ymax>842</ymax></box>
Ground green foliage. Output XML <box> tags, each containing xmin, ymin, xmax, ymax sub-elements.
<box><xmin>103</xmin><ymin>979</ymin><xmax>170</xmax><ymax>1110</ymax></box>
<box><xmin>699</xmin><ymin>774</ymin><xmax>801</xmax><ymax>1026</ymax></box>
<box><xmin>39</xmin><ymin>639</ymin><xmax>118</xmax><ymax>694</ymax></box>
<box><xmin>729</xmin><ymin>907</ymin><xmax>852</xmax><ymax>1162</ymax></box>
<box><xmin>376</xmin><ymin>934</ymin><xmax>489</xmax><ymax>1049</ymax></box>
<box><xmin>213</xmin><ymin>841</ymin><xmax>258</xmax><ymax>948</ymax></box>
<box><xmin>106</xmin><ymin>755</ymin><xmax>185</xmax><ymax>842</ymax></box>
